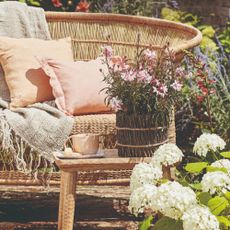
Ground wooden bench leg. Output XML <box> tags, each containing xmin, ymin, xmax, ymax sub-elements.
<box><xmin>58</xmin><ymin>171</ymin><xmax>77</xmax><ymax>230</ymax></box>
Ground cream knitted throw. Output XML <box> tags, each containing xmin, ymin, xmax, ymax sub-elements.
<box><xmin>0</xmin><ymin>1</ymin><xmax>51</xmax><ymax>39</ymax></box>
<box><xmin>0</xmin><ymin>2</ymin><xmax>74</xmax><ymax>174</ymax></box>
<box><xmin>0</xmin><ymin>100</ymin><xmax>74</xmax><ymax>172</ymax></box>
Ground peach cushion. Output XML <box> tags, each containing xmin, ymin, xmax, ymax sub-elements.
<box><xmin>40</xmin><ymin>58</ymin><xmax>111</xmax><ymax>115</ymax></box>
<box><xmin>0</xmin><ymin>37</ymin><xmax>73</xmax><ymax>108</ymax></box>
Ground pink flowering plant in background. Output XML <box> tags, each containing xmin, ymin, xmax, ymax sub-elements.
<box><xmin>100</xmin><ymin>44</ymin><xmax>187</xmax><ymax>123</ymax></box>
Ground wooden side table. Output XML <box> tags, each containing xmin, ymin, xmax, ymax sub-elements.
<box><xmin>55</xmin><ymin>149</ymin><xmax>150</xmax><ymax>230</ymax></box>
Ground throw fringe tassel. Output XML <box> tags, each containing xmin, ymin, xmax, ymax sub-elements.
<box><xmin>0</xmin><ymin>113</ymin><xmax>54</xmax><ymax>184</ymax></box>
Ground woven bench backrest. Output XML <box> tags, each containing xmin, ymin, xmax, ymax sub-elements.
<box><xmin>45</xmin><ymin>12</ymin><xmax>202</xmax><ymax>61</ymax></box>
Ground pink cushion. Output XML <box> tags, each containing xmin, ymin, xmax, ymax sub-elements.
<box><xmin>0</xmin><ymin>37</ymin><xmax>73</xmax><ymax>108</ymax></box>
<box><xmin>39</xmin><ymin>58</ymin><xmax>111</xmax><ymax>115</ymax></box>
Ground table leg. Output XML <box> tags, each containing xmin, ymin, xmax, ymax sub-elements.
<box><xmin>58</xmin><ymin>171</ymin><xmax>77</xmax><ymax>230</ymax></box>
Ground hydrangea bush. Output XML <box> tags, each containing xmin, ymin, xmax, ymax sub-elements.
<box><xmin>130</xmin><ymin>163</ymin><xmax>162</xmax><ymax>192</ymax></box>
<box><xmin>193</xmin><ymin>133</ymin><xmax>226</xmax><ymax>157</ymax></box>
<box><xmin>129</xmin><ymin>133</ymin><xmax>230</xmax><ymax>230</ymax></box>
<box><xmin>150</xmin><ymin>143</ymin><xmax>184</xmax><ymax>167</ymax></box>
<box><xmin>182</xmin><ymin>205</ymin><xmax>220</xmax><ymax>230</ymax></box>
<box><xmin>150</xmin><ymin>181</ymin><xmax>197</xmax><ymax>220</ymax></box>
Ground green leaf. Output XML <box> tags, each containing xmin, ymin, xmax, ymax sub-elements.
<box><xmin>216</xmin><ymin>216</ymin><xmax>230</xmax><ymax>228</ymax></box>
<box><xmin>153</xmin><ymin>216</ymin><xmax>183</xmax><ymax>230</ymax></box>
<box><xmin>158</xmin><ymin>178</ymin><xmax>169</xmax><ymax>184</ymax></box>
<box><xmin>208</xmin><ymin>196</ymin><xmax>229</xmax><ymax>215</ymax></box>
<box><xmin>140</xmin><ymin>215</ymin><xmax>153</xmax><ymax>230</ymax></box>
<box><xmin>197</xmin><ymin>192</ymin><xmax>212</xmax><ymax>205</ymax></box>
<box><xmin>206</xmin><ymin>166</ymin><xmax>228</xmax><ymax>173</ymax></box>
<box><xmin>224</xmin><ymin>192</ymin><xmax>230</xmax><ymax>201</ymax></box>
<box><xmin>184</xmin><ymin>162</ymin><xmax>208</xmax><ymax>173</ymax></box>
<box><xmin>29</xmin><ymin>0</ymin><xmax>40</xmax><ymax>7</ymax></box>
<box><xmin>220</xmin><ymin>152</ymin><xmax>230</xmax><ymax>159</ymax></box>
<box><xmin>190</xmin><ymin>183</ymin><xmax>202</xmax><ymax>191</ymax></box>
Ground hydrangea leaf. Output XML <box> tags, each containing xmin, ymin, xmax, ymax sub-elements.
<box><xmin>208</xmin><ymin>196</ymin><xmax>229</xmax><ymax>215</ymax></box>
<box><xmin>184</xmin><ymin>162</ymin><xmax>208</xmax><ymax>173</ymax></box>
<box><xmin>216</xmin><ymin>216</ymin><xmax>230</xmax><ymax>228</ymax></box>
<box><xmin>158</xmin><ymin>178</ymin><xmax>169</xmax><ymax>184</ymax></box>
<box><xmin>206</xmin><ymin>166</ymin><xmax>228</xmax><ymax>173</ymax></box>
<box><xmin>190</xmin><ymin>183</ymin><xmax>202</xmax><ymax>191</ymax></box>
<box><xmin>197</xmin><ymin>192</ymin><xmax>212</xmax><ymax>205</ymax></box>
<box><xmin>153</xmin><ymin>216</ymin><xmax>183</xmax><ymax>230</ymax></box>
<box><xmin>224</xmin><ymin>192</ymin><xmax>230</xmax><ymax>201</ymax></box>
<box><xmin>139</xmin><ymin>215</ymin><xmax>153</xmax><ymax>230</ymax></box>
<box><xmin>220</xmin><ymin>152</ymin><xmax>230</xmax><ymax>159</ymax></box>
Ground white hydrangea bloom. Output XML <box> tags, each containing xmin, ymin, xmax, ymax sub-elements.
<box><xmin>150</xmin><ymin>181</ymin><xmax>197</xmax><ymax>219</ymax></box>
<box><xmin>182</xmin><ymin>205</ymin><xmax>220</xmax><ymax>230</ymax></box>
<box><xmin>151</xmin><ymin>143</ymin><xmax>184</xmax><ymax>167</ymax></box>
<box><xmin>130</xmin><ymin>163</ymin><xmax>162</xmax><ymax>192</ymax></box>
<box><xmin>193</xmin><ymin>133</ymin><xmax>226</xmax><ymax>157</ymax></box>
<box><xmin>211</xmin><ymin>159</ymin><xmax>230</xmax><ymax>173</ymax></box>
<box><xmin>201</xmin><ymin>171</ymin><xmax>230</xmax><ymax>194</ymax></box>
<box><xmin>128</xmin><ymin>184</ymin><xmax>158</xmax><ymax>216</ymax></box>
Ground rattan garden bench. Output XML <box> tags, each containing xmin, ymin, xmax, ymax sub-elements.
<box><xmin>0</xmin><ymin>12</ymin><xmax>202</xmax><ymax>187</ymax></box>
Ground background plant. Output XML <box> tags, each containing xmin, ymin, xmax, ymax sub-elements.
<box><xmin>219</xmin><ymin>23</ymin><xmax>230</xmax><ymax>60</ymax></box>
<box><xmin>160</xmin><ymin>6</ymin><xmax>230</xmax><ymax>149</ymax></box>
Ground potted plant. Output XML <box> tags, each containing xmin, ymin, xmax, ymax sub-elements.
<box><xmin>100</xmin><ymin>43</ymin><xmax>186</xmax><ymax>157</ymax></box>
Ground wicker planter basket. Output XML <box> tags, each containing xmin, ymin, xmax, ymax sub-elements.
<box><xmin>116</xmin><ymin>112</ymin><xmax>169</xmax><ymax>157</ymax></box>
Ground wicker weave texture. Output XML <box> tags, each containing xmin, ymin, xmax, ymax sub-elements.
<box><xmin>72</xmin><ymin>114</ymin><xmax>116</xmax><ymax>135</ymax></box>
<box><xmin>45</xmin><ymin>12</ymin><xmax>202</xmax><ymax>62</ymax></box>
<box><xmin>0</xmin><ymin>170</ymin><xmax>131</xmax><ymax>186</ymax></box>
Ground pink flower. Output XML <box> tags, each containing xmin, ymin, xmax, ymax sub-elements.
<box><xmin>151</xmin><ymin>78</ymin><xmax>160</xmax><ymax>86</ymax></box>
<box><xmin>101</xmin><ymin>45</ymin><xmax>113</xmax><ymax>58</ymax></box>
<box><xmin>175</xmin><ymin>67</ymin><xmax>185</xmax><ymax>77</ymax></box>
<box><xmin>197</xmin><ymin>95</ymin><xmax>204</xmax><ymax>102</ymax></box>
<box><xmin>109</xmin><ymin>56</ymin><xmax>129</xmax><ymax>72</ymax></box>
<box><xmin>121</xmin><ymin>69</ymin><xmax>136</xmax><ymax>82</ymax></box>
<box><xmin>171</xmin><ymin>80</ymin><xmax>183</xmax><ymax>91</ymax></box>
<box><xmin>143</xmin><ymin>49</ymin><xmax>157</xmax><ymax>60</ymax></box>
<box><xmin>137</xmin><ymin>70</ymin><xmax>152</xmax><ymax>83</ymax></box>
<box><xmin>154</xmin><ymin>83</ymin><xmax>168</xmax><ymax>97</ymax></box>
<box><xmin>110</xmin><ymin>97</ymin><xmax>123</xmax><ymax>112</ymax></box>
<box><xmin>75</xmin><ymin>0</ymin><xmax>90</xmax><ymax>12</ymax></box>
<box><xmin>52</xmin><ymin>0</ymin><xmax>62</xmax><ymax>7</ymax></box>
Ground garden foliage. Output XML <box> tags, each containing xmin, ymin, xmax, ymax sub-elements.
<box><xmin>160</xmin><ymin>7</ymin><xmax>230</xmax><ymax>148</ymax></box>
<box><xmin>129</xmin><ymin>133</ymin><xmax>230</xmax><ymax>230</ymax></box>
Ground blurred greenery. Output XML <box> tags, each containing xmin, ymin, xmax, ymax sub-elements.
<box><xmin>219</xmin><ymin>23</ymin><xmax>230</xmax><ymax>55</ymax></box>
<box><xmin>159</xmin><ymin>6</ymin><xmax>230</xmax><ymax>148</ymax></box>
<box><xmin>0</xmin><ymin>0</ymin><xmax>168</xmax><ymax>15</ymax></box>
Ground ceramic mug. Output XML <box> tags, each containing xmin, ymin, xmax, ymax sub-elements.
<box><xmin>67</xmin><ymin>133</ymin><xmax>99</xmax><ymax>155</ymax></box>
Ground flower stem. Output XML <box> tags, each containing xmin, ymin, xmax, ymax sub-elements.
<box><xmin>206</xmin><ymin>94</ymin><xmax>213</xmax><ymax>130</ymax></box>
